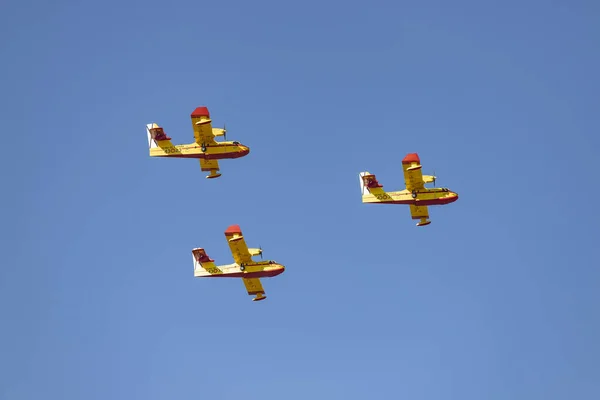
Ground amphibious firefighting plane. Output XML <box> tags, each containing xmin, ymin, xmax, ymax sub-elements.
<box><xmin>146</xmin><ymin>106</ymin><xmax>249</xmax><ymax>178</ymax></box>
<box><xmin>192</xmin><ymin>225</ymin><xmax>285</xmax><ymax>301</ymax></box>
<box><xmin>359</xmin><ymin>153</ymin><xmax>459</xmax><ymax>226</ymax></box>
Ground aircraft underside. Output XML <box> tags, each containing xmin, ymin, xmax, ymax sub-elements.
<box><xmin>202</xmin><ymin>269</ymin><xmax>284</xmax><ymax>279</ymax></box>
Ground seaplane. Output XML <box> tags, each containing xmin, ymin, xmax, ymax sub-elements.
<box><xmin>146</xmin><ymin>106</ymin><xmax>250</xmax><ymax>178</ymax></box>
<box><xmin>192</xmin><ymin>225</ymin><xmax>285</xmax><ymax>301</ymax></box>
<box><xmin>359</xmin><ymin>153</ymin><xmax>459</xmax><ymax>226</ymax></box>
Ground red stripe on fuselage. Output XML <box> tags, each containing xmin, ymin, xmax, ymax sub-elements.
<box><xmin>372</xmin><ymin>195</ymin><xmax>459</xmax><ymax>206</ymax></box>
<box><xmin>203</xmin><ymin>269</ymin><xmax>285</xmax><ymax>279</ymax></box>
<box><xmin>156</xmin><ymin>148</ymin><xmax>250</xmax><ymax>160</ymax></box>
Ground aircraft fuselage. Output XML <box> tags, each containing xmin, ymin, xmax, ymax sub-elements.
<box><xmin>196</xmin><ymin>260</ymin><xmax>285</xmax><ymax>279</ymax></box>
<box><xmin>362</xmin><ymin>187</ymin><xmax>459</xmax><ymax>205</ymax></box>
<box><xmin>149</xmin><ymin>142</ymin><xmax>250</xmax><ymax>160</ymax></box>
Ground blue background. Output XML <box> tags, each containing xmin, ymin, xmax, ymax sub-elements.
<box><xmin>2</xmin><ymin>0</ymin><xmax>599</xmax><ymax>398</ymax></box>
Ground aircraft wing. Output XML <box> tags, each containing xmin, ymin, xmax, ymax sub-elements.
<box><xmin>243</xmin><ymin>278</ymin><xmax>265</xmax><ymax>297</ymax></box>
<box><xmin>401</xmin><ymin>153</ymin><xmax>426</xmax><ymax>192</ymax></box>
<box><xmin>199</xmin><ymin>159</ymin><xmax>219</xmax><ymax>173</ymax></box>
<box><xmin>224</xmin><ymin>225</ymin><xmax>253</xmax><ymax>265</ymax></box>
<box><xmin>191</xmin><ymin>107</ymin><xmax>217</xmax><ymax>146</ymax></box>
<box><xmin>410</xmin><ymin>204</ymin><xmax>429</xmax><ymax>220</ymax></box>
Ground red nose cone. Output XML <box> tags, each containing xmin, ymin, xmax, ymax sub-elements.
<box><xmin>432</xmin><ymin>193</ymin><xmax>459</xmax><ymax>205</ymax></box>
<box><xmin>235</xmin><ymin>145</ymin><xmax>249</xmax><ymax>157</ymax></box>
<box><xmin>445</xmin><ymin>193</ymin><xmax>459</xmax><ymax>204</ymax></box>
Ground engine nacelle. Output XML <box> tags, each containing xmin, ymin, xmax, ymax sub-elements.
<box><xmin>248</xmin><ymin>248</ymin><xmax>262</xmax><ymax>256</ymax></box>
<box><xmin>212</xmin><ymin>128</ymin><xmax>226</xmax><ymax>137</ymax></box>
<box><xmin>422</xmin><ymin>175</ymin><xmax>436</xmax><ymax>184</ymax></box>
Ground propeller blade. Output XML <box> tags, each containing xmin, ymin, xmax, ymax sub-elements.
<box><xmin>223</xmin><ymin>123</ymin><xmax>227</xmax><ymax>141</ymax></box>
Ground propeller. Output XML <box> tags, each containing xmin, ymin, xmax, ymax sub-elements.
<box><xmin>432</xmin><ymin>170</ymin><xmax>436</xmax><ymax>187</ymax></box>
<box><xmin>223</xmin><ymin>123</ymin><xmax>227</xmax><ymax>141</ymax></box>
<box><xmin>259</xmin><ymin>245</ymin><xmax>263</xmax><ymax>259</ymax></box>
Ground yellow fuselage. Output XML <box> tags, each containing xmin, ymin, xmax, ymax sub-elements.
<box><xmin>362</xmin><ymin>187</ymin><xmax>459</xmax><ymax>206</ymax></box>
<box><xmin>196</xmin><ymin>260</ymin><xmax>286</xmax><ymax>279</ymax></box>
<box><xmin>150</xmin><ymin>142</ymin><xmax>250</xmax><ymax>160</ymax></box>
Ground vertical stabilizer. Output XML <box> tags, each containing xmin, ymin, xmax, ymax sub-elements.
<box><xmin>359</xmin><ymin>172</ymin><xmax>370</xmax><ymax>195</ymax></box>
<box><xmin>146</xmin><ymin>123</ymin><xmax>173</xmax><ymax>149</ymax></box>
<box><xmin>192</xmin><ymin>248</ymin><xmax>222</xmax><ymax>276</ymax></box>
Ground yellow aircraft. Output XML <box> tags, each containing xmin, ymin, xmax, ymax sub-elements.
<box><xmin>146</xmin><ymin>106</ymin><xmax>250</xmax><ymax>178</ymax></box>
<box><xmin>192</xmin><ymin>225</ymin><xmax>286</xmax><ymax>301</ymax></box>
<box><xmin>359</xmin><ymin>153</ymin><xmax>459</xmax><ymax>226</ymax></box>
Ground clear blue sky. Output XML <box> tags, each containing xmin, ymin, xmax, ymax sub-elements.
<box><xmin>2</xmin><ymin>0</ymin><xmax>599</xmax><ymax>398</ymax></box>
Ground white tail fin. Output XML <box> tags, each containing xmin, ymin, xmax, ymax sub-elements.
<box><xmin>146</xmin><ymin>123</ymin><xmax>158</xmax><ymax>148</ymax></box>
<box><xmin>359</xmin><ymin>172</ymin><xmax>371</xmax><ymax>195</ymax></box>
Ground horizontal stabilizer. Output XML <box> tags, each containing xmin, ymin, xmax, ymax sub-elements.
<box><xmin>192</xmin><ymin>248</ymin><xmax>222</xmax><ymax>276</ymax></box>
<box><xmin>146</xmin><ymin>123</ymin><xmax>173</xmax><ymax>148</ymax></box>
<box><xmin>359</xmin><ymin>172</ymin><xmax>384</xmax><ymax>195</ymax></box>
<box><xmin>192</xmin><ymin>248</ymin><xmax>214</xmax><ymax>264</ymax></box>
